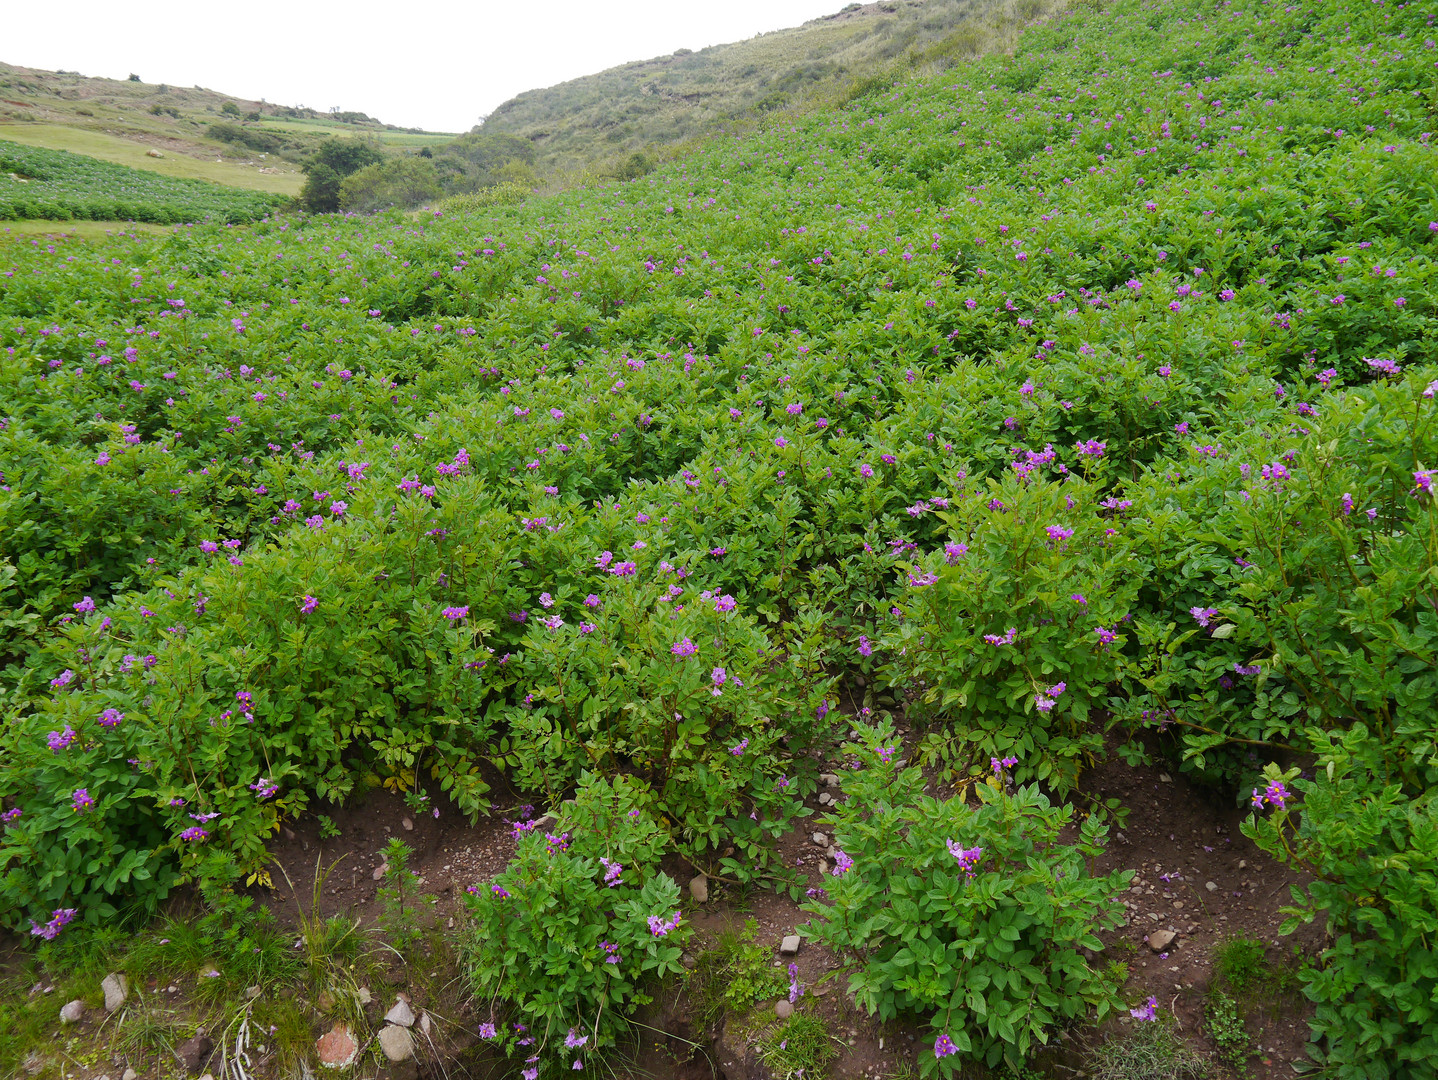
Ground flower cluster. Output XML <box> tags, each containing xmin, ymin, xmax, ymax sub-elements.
<box><xmin>1130</xmin><ymin>995</ymin><xmax>1158</xmax><ymax>1021</ymax></box>
<box><xmin>249</xmin><ymin>777</ymin><xmax>279</xmax><ymax>799</ymax></box>
<box><xmin>945</xmin><ymin>839</ymin><xmax>984</xmax><ymax>876</ymax></box>
<box><xmin>29</xmin><ymin>907</ymin><xmax>77</xmax><ymax>940</ymax></box>
<box><xmin>1251</xmin><ymin>779</ymin><xmax>1291</xmax><ymax>810</ymax></box>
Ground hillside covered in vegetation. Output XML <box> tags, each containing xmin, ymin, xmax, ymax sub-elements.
<box><xmin>1</xmin><ymin>0</ymin><xmax>1436</xmax><ymax>1074</ymax></box>
<box><xmin>481</xmin><ymin>0</ymin><xmax>1060</xmax><ymax>177</ymax></box>
<box><xmin>0</xmin><ymin>61</ymin><xmax>454</xmax><ymax>197</ymax></box>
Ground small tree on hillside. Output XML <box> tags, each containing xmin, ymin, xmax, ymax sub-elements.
<box><xmin>299</xmin><ymin>138</ymin><xmax>385</xmax><ymax>213</ymax></box>
<box><xmin>339</xmin><ymin>158</ymin><xmax>443</xmax><ymax>214</ymax></box>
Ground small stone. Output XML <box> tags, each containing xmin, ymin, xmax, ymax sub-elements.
<box><xmin>689</xmin><ymin>874</ymin><xmax>709</xmax><ymax>904</ymax></box>
<box><xmin>1205</xmin><ymin>881</ymin><xmax>1218</xmax><ymax>892</ymax></box>
<box><xmin>176</xmin><ymin>1034</ymin><xmax>215</xmax><ymax>1075</ymax></box>
<box><xmin>1158</xmin><ymin>773</ymin><xmax>1172</xmax><ymax>783</ymax></box>
<box><xmin>317</xmin><ymin>990</ymin><xmax>335</xmax><ymax>1013</ymax></box>
<box><xmin>315</xmin><ymin>1024</ymin><xmax>358</xmax><ymax>1069</ymax></box>
<box><xmin>532</xmin><ymin>813</ymin><xmax>558</xmax><ymax>831</ymax></box>
<box><xmin>246</xmin><ymin>985</ymin><xmax>261</xmax><ymax>1000</ymax></box>
<box><xmin>386</xmin><ymin>998</ymin><xmax>416</xmax><ymax>1027</ymax></box>
<box><xmin>356</xmin><ymin>986</ymin><xmax>372</xmax><ymax>1005</ymax></box>
<box><xmin>681</xmin><ymin>952</ymin><xmax>698</xmax><ymax>970</ymax></box>
<box><xmin>59</xmin><ymin>999</ymin><xmax>85</xmax><ymax>1024</ymax></box>
<box><xmin>1172</xmin><ymin>900</ymin><xmax>1184</xmax><ymax>910</ymax></box>
<box><xmin>1238</xmin><ymin>859</ymin><xmax>1248</xmax><ymax>870</ymax></box>
<box><xmin>401</xmin><ymin>817</ymin><xmax>413</xmax><ymax>832</ymax></box>
<box><xmin>811</xmin><ymin>832</ymin><xmax>827</xmax><ymax>846</ymax></box>
<box><xmin>378</xmin><ymin>1024</ymin><xmax>415</xmax><ymax>1062</ymax></box>
<box><xmin>420</xmin><ymin>1011</ymin><xmax>432</xmax><ymax>1036</ymax></box>
<box><xmin>373</xmin><ymin>863</ymin><xmax>389</xmax><ymax>880</ymax></box>
<box><xmin>818</xmin><ymin>860</ymin><xmax>829</xmax><ymax>875</ymax></box>
<box><xmin>123</xmin><ymin>1070</ymin><xmax>138</xmax><ymax>1080</ymax></box>
<box><xmin>775</xmin><ymin>1000</ymin><xmax>793</xmax><ymax>1019</ymax></box>
<box><xmin>780</xmin><ymin>935</ymin><xmax>801</xmax><ymax>957</ymax></box>
<box><xmin>818</xmin><ymin>792</ymin><xmax>832</xmax><ymax>806</ymax></box>
<box><xmin>810</xmin><ymin>984</ymin><xmax>831</xmax><ymax>997</ymax></box>
<box><xmin>102</xmin><ymin>972</ymin><xmax>129</xmax><ymax>1013</ymax></box>
<box><xmin>1148</xmin><ymin>930</ymin><xmax>1176</xmax><ymax>953</ymax></box>
<box><xmin>820</xmin><ymin>773</ymin><xmax>840</xmax><ymax>788</ymax></box>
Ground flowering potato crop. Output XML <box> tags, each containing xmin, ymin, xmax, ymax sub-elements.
<box><xmin>461</xmin><ymin>775</ymin><xmax>691</xmax><ymax>1074</ymax></box>
<box><xmin>1</xmin><ymin>0</ymin><xmax>1437</xmax><ymax>1067</ymax></box>
<box><xmin>803</xmin><ymin>728</ymin><xmax>1130</xmax><ymax>1075</ymax></box>
<box><xmin>1</xmin><ymin>140</ymin><xmax>287</xmax><ymax>225</ymax></box>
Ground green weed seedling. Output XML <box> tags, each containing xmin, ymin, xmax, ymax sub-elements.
<box><xmin>1205</xmin><ymin>992</ymin><xmax>1250</xmax><ymax>1077</ymax></box>
<box><xmin>760</xmin><ymin>1013</ymin><xmax>841</xmax><ymax>1080</ymax></box>
<box><xmin>1089</xmin><ymin>1015</ymin><xmax>1209</xmax><ymax>1080</ymax></box>
<box><xmin>377</xmin><ymin>837</ymin><xmax>430</xmax><ymax>954</ymax></box>
<box><xmin>1212</xmin><ymin>935</ymin><xmax>1267</xmax><ymax>997</ymax></box>
<box><xmin>692</xmin><ymin>918</ymin><xmax>789</xmax><ymax>1027</ymax></box>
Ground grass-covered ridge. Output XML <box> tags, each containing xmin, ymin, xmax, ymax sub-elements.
<box><xmin>481</xmin><ymin>0</ymin><xmax>1063</xmax><ymax>177</ymax></box>
<box><xmin>0</xmin><ymin>139</ymin><xmax>289</xmax><ymax>223</ymax></box>
<box><xmin>1</xmin><ymin>0</ymin><xmax>1436</xmax><ymax>1072</ymax></box>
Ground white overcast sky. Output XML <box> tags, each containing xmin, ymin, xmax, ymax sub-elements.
<box><xmin>5</xmin><ymin>0</ymin><xmax>850</xmax><ymax>133</ymax></box>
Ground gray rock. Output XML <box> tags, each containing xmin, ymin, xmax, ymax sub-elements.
<box><xmin>378</xmin><ymin>1024</ymin><xmax>415</xmax><ymax>1062</ymax></box>
<box><xmin>385</xmin><ymin>998</ymin><xmax>416</xmax><ymax>1027</ymax></box>
<box><xmin>245</xmin><ymin>985</ymin><xmax>261</xmax><ymax>1000</ymax></box>
<box><xmin>818</xmin><ymin>792</ymin><xmax>833</xmax><ymax>805</ymax></box>
<box><xmin>356</xmin><ymin>985</ymin><xmax>372</xmax><ymax>1005</ymax></box>
<box><xmin>102</xmin><ymin>973</ymin><xmax>129</xmax><ymax>1013</ymax></box>
<box><xmin>811</xmin><ymin>832</ymin><xmax>827</xmax><ymax>846</ymax></box>
<box><xmin>1147</xmin><ymin>929</ymin><xmax>1176</xmax><ymax>953</ymax></box>
<box><xmin>59</xmin><ymin>999</ymin><xmax>85</xmax><ymax>1024</ymax></box>
<box><xmin>775</xmin><ymin>999</ymin><xmax>794</xmax><ymax>1019</ymax></box>
<box><xmin>419</xmin><ymin>1011</ymin><xmax>431</xmax><ymax>1037</ymax></box>
<box><xmin>819</xmin><ymin>773</ymin><xmax>840</xmax><ymax>788</ymax></box>
<box><xmin>401</xmin><ymin>817</ymin><xmax>413</xmax><ymax>832</ymax></box>
<box><xmin>123</xmin><ymin>1070</ymin><xmax>138</xmax><ymax>1080</ymax></box>
<box><xmin>689</xmin><ymin>874</ymin><xmax>709</xmax><ymax>904</ymax></box>
<box><xmin>532</xmin><ymin>813</ymin><xmax>559</xmax><ymax>831</ymax></box>
<box><xmin>780</xmin><ymin>935</ymin><xmax>801</xmax><ymax>957</ymax></box>
<box><xmin>1206</xmin><ymin>881</ymin><xmax>1218</xmax><ymax>892</ymax></box>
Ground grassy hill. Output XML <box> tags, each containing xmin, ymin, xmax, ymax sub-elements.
<box><xmin>481</xmin><ymin>0</ymin><xmax>1058</xmax><ymax>177</ymax></box>
<box><xmin>0</xmin><ymin>62</ymin><xmax>456</xmax><ymax>197</ymax></box>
